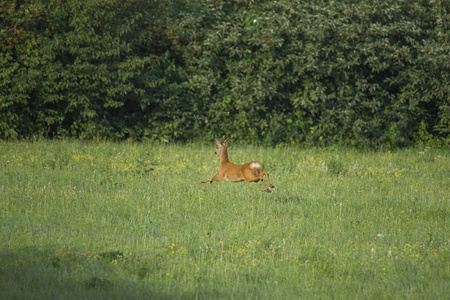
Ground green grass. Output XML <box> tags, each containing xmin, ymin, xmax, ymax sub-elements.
<box><xmin>0</xmin><ymin>140</ymin><xmax>448</xmax><ymax>299</ymax></box>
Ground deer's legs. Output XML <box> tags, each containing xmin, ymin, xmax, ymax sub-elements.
<box><xmin>245</xmin><ymin>170</ymin><xmax>274</xmax><ymax>193</ymax></box>
<box><xmin>260</xmin><ymin>179</ymin><xmax>272</xmax><ymax>193</ymax></box>
<box><xmin>201</xmin><ymin>172</ymin><xmax>220</xmax><ymax>184</ymax></box>
<box><xmin>260</xmin><ymin>170</ymin><xmax>274</xmax><ymax>188</ymax></box>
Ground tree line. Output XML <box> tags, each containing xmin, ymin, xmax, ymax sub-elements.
<box><xmin>1</xmin><ymin>0</ymin><xmax>449</xmax><ymax>147</ymax></box>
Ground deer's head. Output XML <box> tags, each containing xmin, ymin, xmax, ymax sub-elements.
<box><xmin>214</xmin><ymin>137</ymin><xmax>229</xmax><ymax>156</ymax></box>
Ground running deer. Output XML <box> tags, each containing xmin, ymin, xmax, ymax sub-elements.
<box><xmin>201</xmin><ymin>138</ymin><xmax>275</xmax><ymax>193</ymax></box>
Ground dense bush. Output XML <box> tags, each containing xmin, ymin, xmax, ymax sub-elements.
<box><xmin>1</xmin><ymin>0</ymin><xmax>449</xmax><ymax>146</ymax></box>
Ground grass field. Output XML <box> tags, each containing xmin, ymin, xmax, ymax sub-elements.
<box><xmin>0</xmin><ymin>139</ymin><xmax>448</xmax><ymax>299</ymax></box>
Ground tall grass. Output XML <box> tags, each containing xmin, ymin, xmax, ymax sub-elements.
<box><xmin>0</xmin><ymin>140</ymin><xmax>448</xmax><ymax>299</ymax></box>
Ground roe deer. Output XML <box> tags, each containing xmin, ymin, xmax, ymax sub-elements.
<box><xmin>201</xmin><ymin>138</ymin><xmax>274</xmax><ymax>193</ymax></box>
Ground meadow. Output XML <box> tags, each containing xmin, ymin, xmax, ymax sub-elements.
<box><xmin>0</xmin><ymin>139</ymin><xmax>448</xmax><ymax>299</ymax></box>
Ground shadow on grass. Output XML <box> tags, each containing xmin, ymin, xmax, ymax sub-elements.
<box><xmin>1</xmin><ymin>247</ymin><xmax>262</xmax><ymax>299</ymax></box>
<box><xmin>0</xmin><ymin>248</ymin><xmax>168</xmax><ymax>299</ymax></box>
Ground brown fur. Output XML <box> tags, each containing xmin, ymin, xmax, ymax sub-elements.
<box><xmin>201</xmin><ymin>138</ymin><xmax>274</xmax><ymax>193</ymax></box>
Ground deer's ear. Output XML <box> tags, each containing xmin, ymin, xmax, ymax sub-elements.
<box><xmin>224</xmin><ymin>138</ymin><xmax>230</xmax><ymax>147</ymax></box>
<box><xmin>215</xmin><ymin>139</ymin><xmax>222</xmax><ymax>147</ymax></box>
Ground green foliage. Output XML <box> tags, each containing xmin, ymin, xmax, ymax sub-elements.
<box><xmin>1</xmin><ymin>0</ymin><xmax>449</xmax><ymax>146</ymax></box>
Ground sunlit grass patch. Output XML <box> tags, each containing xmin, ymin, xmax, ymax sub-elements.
<box><xmin>0</xmin><ymin>140</ymin><xmax>448</xmax><ymax>299</ymax></box>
